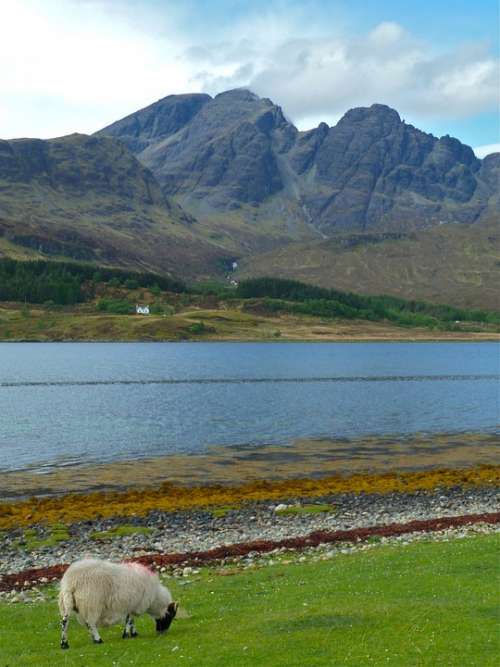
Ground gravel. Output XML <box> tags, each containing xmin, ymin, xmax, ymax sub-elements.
<box><xmin>0</xmin><ymin>486</ymin><xmax>498</xmax><ymax>583</ymax></box>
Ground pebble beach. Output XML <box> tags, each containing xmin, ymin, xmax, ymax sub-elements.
<box><xmin>1</xmin><ymin>482</ymin><xmax>498</xmax><ymax>601</ymax></box>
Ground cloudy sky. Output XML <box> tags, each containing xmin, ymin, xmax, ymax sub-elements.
<box><xmin>1</xmin><ymin>0</ymin><xmax>498</xmax><ymax>156</ymax></box>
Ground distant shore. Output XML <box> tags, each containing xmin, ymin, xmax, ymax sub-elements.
<box><xmin>0</xmin><ymin>301</ymin><xmax>498</xmax><ymax>343</ymax></box>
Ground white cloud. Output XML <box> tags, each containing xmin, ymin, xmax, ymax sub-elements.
<box><xmin>0</xmin><ymin>0</ymin><xmax>196</xmax><ymax>138</ymax></box>
<box><xmin>473</xmin><ymin>143</ymin><xmax>500</xmax><ymax>158</ymax></box>
<box><xmin>368</xmin><ymin>21</ymin><xmax>406</xmax><ymax>47</ymax></box>
<box><xmin>0</xmin><ymin>1</ymin><xmax>498</xmax><ymax>141</ymax></box>
<box><xmin>193</xmin><ymin>17</ymin><xmax>498</xmax><ymax>130</ymax></box>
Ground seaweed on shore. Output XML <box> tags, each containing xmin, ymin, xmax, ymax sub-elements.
<box><xmin>0</xmin><ymin>465</ymin><xmax>498</xmax><ymax>530</ymax></box>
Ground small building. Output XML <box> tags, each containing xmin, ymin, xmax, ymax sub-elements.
<box><xmin>135</xmin><ymin>304</ymin><xmax>150</xmax><ymax>315</ymax></box>
<box><xmin>231</xmin><ymin>261</ymin><xmax>238</xmax><ymax>271</ymax></box>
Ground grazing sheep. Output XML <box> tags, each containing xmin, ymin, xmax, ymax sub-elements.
<box><xmin>58</xmin><ymin>558</ymin><xmax>178</xmax><ymax>649</ymax></box>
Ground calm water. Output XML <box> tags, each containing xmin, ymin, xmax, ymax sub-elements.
<box><xmin>0</xmin><ymin>342</ymin><xmax>498</xmax><ymax>472</ymax></box>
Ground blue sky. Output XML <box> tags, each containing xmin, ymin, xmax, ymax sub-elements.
<box><xmin>1</xmin><ymin>0</ymin><xmax>498</xmax><ymax>155</ymax></box>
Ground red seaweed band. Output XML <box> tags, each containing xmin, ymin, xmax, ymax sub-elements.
<box><xmin>1</xmin><ymin>511</ymin><xmax>498</xmax><ymax>593</ymax></box>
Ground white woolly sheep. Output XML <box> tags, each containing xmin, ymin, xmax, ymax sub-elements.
<box><xmin>58</xmin><ymin>558</ymin><xmax>178</xmax><ymax>649</ymax></box>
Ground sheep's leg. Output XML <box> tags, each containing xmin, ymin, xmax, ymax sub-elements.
<box><xmin>60</xmin><ymin>614</ymin><xmax>69</xmax><ymax>649</ymax></box>
<box><xmin>122</xmin><ymin>614</ymin><xmax>130</xmax><ymax>638</ymax></box>
<box><xmin>122</xmin><ymin>614</ymin><xmax>138</xmax><ymax>639</ymax></box>
<box><xmin>86</xmin><ymin>622</ymin><xmax>103</xmax><ymax>644</ymax></box>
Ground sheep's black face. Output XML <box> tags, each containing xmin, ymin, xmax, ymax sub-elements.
<box><xmin>156</xmin><ymin>602</ymin><xmax>178</xmax><ymax>633</ymax></box>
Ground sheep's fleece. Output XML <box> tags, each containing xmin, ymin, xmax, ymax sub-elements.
<box><xmin>58</xmin><ymin>558</ymin><xmax>177</xmax><ymax>647</ymax></box>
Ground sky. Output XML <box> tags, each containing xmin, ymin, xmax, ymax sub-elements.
<box><xmin>1</xmin><ymin>0</ymin><xmax>498</xmax><ymax>157</ymax></box>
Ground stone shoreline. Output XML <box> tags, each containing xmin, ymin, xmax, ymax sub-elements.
<box><xmin>1</xmin><ymin>485</ymin><xmax>498</xmax><ymax>595</ymax></box>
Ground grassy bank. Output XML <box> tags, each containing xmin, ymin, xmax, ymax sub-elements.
<box><xmin>0</xmin><ymin>534</ymin><xmax>498</xmax><ymax>666</ymax></box>
<box><xmin>0</xmin><ymin>300</ymin><xmax>498</xmax><ymax>343</ymax></box>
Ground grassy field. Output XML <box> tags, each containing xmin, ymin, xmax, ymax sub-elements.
<box><xmin>0</xmin><ymin>534</ymin><xmax>498</xmax><ymax>666</ymax></box>
<box><xmin>0</xmin><ymin>300</ymin><xmax>497</xmax><ymax>343</ymax></box>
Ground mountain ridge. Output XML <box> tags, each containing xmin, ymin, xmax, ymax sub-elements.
<box><xmin>97</xmin><ymin>89</ymin><xmax>499</xmax><ymax>244</ymax></box>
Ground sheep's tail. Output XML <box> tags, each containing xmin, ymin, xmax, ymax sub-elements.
<box><xmin>58</xmin><ymin>586</ymin><xmax>76</xmax><ymax>617</ymax></box>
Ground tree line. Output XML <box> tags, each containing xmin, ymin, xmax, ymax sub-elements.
<box><xmin>0</xmin><ymin>261</ymin><xmax>497</xmax><ymax>327</ymax></box>
<box><xmin>0</xmin><ymin>259</ymin><xmax>186</xmax><ymax>305</ymax></box>
<box><xmin>235</xmin><ymin>278</ymin><xmax>500</xmax><ymax>327</ymax></box>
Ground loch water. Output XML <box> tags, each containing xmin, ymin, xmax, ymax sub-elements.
<box><xmin>0</xmin><ymin>341</ymin><xmax>498</xmax><ymax>472</ymax></box>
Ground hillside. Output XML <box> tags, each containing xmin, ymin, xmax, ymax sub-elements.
<box><xmin>0</xmin><ymin>133</ymin><xmax>227</xmax><ymax>278</ymax></box>
<box><xmin>0</xmin><ymin>264</ymin><xmax>498</xmax><ymax>342</ymax></box>
<box><xmin>237</xmin><ymin>219</ymin><xmax>500</xmax><ymax>311</ymax></box>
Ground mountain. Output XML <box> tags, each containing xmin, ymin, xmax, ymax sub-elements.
<box><xmin>1</xmin><ymin>89</ymin><xmax>498</xmax><ymax>309</ymax></box>
<box><xmin>97</xmin><ymin>89</ymin><xmax>312</xmax><ymax>253</ymax></box>
<box><xmin>0</xmin><ymin>133</ymin><xmax>226</xmax><ymax>277</ymax></box>
<box><xmin>287</xmin><ymin>105</ymin><xmax>498</xmax><ymax>233</ymax></box>
<box><xmin>98</xmin><ymin>90</ymin><xmax>499</xmax><ymax>247</ymax></box>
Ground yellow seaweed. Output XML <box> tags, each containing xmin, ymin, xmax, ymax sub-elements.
<box><xmin>0</xmin><ymin>465</ymin><xmax>498</xmax><ymax>529</ymax></box>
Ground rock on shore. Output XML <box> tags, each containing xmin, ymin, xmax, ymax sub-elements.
<box><xmin>0</xmin><ymin>486</ymin><xmax>498</xmax><ymax>582</ymax></box>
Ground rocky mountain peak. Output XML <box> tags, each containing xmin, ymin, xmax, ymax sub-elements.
<box><xmin>96</xmin><ymin>89</ymin><xmax>498</xmax><ymax>235</ymax></box>
<box><xmin>96</xmin><ymin>93</ymin><xmax>211</xmax><ymax>153</ymax></box>
<box><xmin>434</xmin><ymin>135</ymin><xmax>478</xmax><ymax>168</ymax></box>
<box><xmin>336</xmin><ymin>103</ymin><xmax>402</xmax><ymax>135</ymax></box>
<box><xmin>1</xmin><ymin>133</ymin><xmax>167</xmax><ymax>206</ymax></box>
<box><xmin>214</xmin><ymin>88</ymin><xmax>260</xmax><ymax>103</ymax></box>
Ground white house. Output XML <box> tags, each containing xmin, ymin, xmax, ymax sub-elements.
<box><xmin>135</xmin><ymin>304</ymin><xmax>150</xmax><ymax>315</ymax></box>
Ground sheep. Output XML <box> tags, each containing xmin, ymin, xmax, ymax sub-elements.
<box><xmin>58</xmin><ymin>558</ymin><xmax>178</xmax><ymax>649</ymax></box>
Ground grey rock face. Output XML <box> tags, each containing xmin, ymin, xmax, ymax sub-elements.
<box><xmin>98</xmin><ymin>91</ymin><xmax>499</xmax><ymax>234</ymax></box>
<box><xmin>136</xmin><ymin>89</ymin><xmax>291</xmax><ymax>208</ymax></box>
<box><xmin>96</xmin><ymin>93</ymin><xmax>211</xmax><ymax>153</ymax></box>
<box><xmin>303</xmin><ymin>105</ymin><xmax>487</xmax><ymax>232</ymax></box>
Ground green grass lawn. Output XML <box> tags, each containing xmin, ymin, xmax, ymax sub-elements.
<box><xmin>275</xmin><ymin>503</ymin><xmax>334</xmax><ymax>516</ymax></box>
<box><xmin>0</xmin><ymin>535</ymin><xmax>498</xmax><ymax>666</ymax></box>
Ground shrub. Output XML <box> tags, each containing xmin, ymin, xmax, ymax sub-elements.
<box><xmin>149</xmin><ymin>284</ymin><xmax>162</xmax><ymax>297</ymax></box>
<box><xmin>96</xmin><ymin>298</ymin><xmax>134</xmax><ymax>315</ymax></box>
<box><xmin>150</xmin><ymin>302</ymin><xmax>164</xmax><ymax>315</ymax></box>
<box><xmin>191</xmin><ymin>280</ymin><xmax>230</xmax><ymax>297</ymax></box>
<box><xmin>188</xmin><ymin>321</ymin><xmax>216</xmax><ymax>334</ymax></box>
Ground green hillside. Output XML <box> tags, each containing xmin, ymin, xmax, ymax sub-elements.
<box><xmin>238</xmin><ymin>219</ymin><xmax>500</xmax><ymax>311</ymax></box>
<box><xmin>0</xmin><ymin>133</ymin><xmax>228</xmax><ymax>279</ymax></box>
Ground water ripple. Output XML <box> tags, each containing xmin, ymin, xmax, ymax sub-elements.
<box><xmin>0</xmin><ymin>374</ymin><xmax>498</xmax><ymax>388</ymax></box>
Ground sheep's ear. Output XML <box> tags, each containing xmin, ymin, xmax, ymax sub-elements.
<box><xmin>168</xmin><ymin>601</ymin><xmax>178</xmax><ymax>616</ymax></box>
